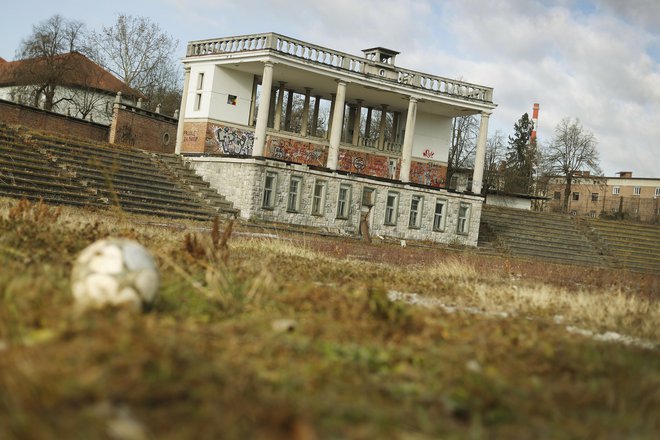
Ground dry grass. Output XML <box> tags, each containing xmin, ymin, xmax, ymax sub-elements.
<box><xmin>0</xmin><ymin>197</ymin><xmax>659</xmax><ymax>439</ymax></box>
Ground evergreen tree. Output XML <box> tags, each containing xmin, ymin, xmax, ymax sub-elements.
<box><xmin>504</xmin><ymin>113</ymin><xmax>536</xmax><ymax>193</ymax></box>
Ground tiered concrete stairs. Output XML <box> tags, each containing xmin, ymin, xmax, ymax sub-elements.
<box><xmin>0</xmin><ymin>125</ymin><xmax>237</xmax><ymax>221</ymax></box>
<box><xmin>478</xmin><ymin>205</ymin><xmax>613</xmax><ymax>268</ymax></box>
<box><xmin>581</xmin><ymin>218</ymin><xmax>660</xmax><ymax>274</ymax></box>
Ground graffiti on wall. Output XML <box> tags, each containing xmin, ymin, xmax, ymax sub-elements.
<box><xmin>337</xmin><ymin>150</ymin><xmax>390</xmax><ymax>178</ymax></box>
<box><xmin>410</xmin><ymin>161</ymin><xmax>447</xmax><ymax>188</ymax></box>
<box><xmin>267</xmin><ymin>137</ymin><xmax>327</xmax><ymax>166</ymax></box>
<box><xmin>422</xmin><ymin>148</ymin><xmax>435</xmax><ymax>159</ymax></box>
<box><xmin>206</xmin><ymin>124</ymin><xmax>254</xmax><ymax>155</ymax></box>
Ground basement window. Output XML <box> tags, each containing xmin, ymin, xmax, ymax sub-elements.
<box><xmin>408</xmin><ymin>195</ymin><xmax>423</xmax><ymax>229</ymax></box>
<box><xmin>336</xmin><ymin>184</ymin><xmax>351</xmax><ymax>219</ymax></box>
<box><xmin>311</xmin><ymin>180</ymin><xmax>326</xmax><ymax>216</ymax></box>
<box><xmin>457</xmin><ymin>203</ymin><xmax>471</xmax><ymax>235</ymax></box>
<box><xmin>262</xmin><ymin>171</ymin><xmax>277</xmax><ymax>209</ymax></box>
<box><xmin>287</xmin><ymin>176</ymin><xmax>302</xmax><ymax>213</ymax></box>
<box><xmin>384</xmin><ymin>191</ymin><xmax>399</xmax><ymax>226</ymax></box>
<box><xmin>433</xmin><ymin>199</ymin><xmax>447</xmax><ymax>231</ymax></box>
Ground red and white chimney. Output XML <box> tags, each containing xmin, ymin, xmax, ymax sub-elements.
<box><xmin>531</xmin><ymin>103</ymin><xmax>539</xmax><ymax>145</ymax></box>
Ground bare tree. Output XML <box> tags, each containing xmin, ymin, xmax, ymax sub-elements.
<box><xmin>483</xmin><ymin>130</ymin><xmax>506</xmax><ymax>193</ymax></box>
<box><xmin>88</xmin><ymin>14</ymin><xmax>181</xmax><ymax>112</ymax></box>
<box><xmin>15</xmin><ymin>15</ymin><xmax>86</xmax><ymax>110</ymax></box>
<box><xmin>447</xmin><ymin>114</ymin><xmax>479</xmax><ymax>185</ymax></box>
<box><xmin>546</xmin><ymin>117</ymin><xmax>601</xmax><ymax>213</ymax></box>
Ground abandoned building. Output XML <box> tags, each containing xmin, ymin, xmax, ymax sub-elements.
<box><xmin>174</xmin><ymin>33</ymin><xmax>497</xmax><ymax>245</ymax></box>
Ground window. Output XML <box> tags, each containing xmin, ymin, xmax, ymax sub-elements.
<box><xmin>633</xmin><ymin>186</ymin><xmax>641</xmax><ymax>196</ymax></box>
<box><xmin>433</xmin><ymin>199</ymin><xmax>447</xmax><ymax>231</ymax></box>
<box><xmin>553</xmin><ymin>191</ymin><xmax>561</xmax><ymax>200</ymax></box>
<box><xmin>336</xmin><ymin>184</ymin><xmax>351</xmax><ymax>219</ymax></box>
<box><xmin>384</xmin><ymin>192</ymin><xmax>399</xmax><ymax>225</ymax></box>
<box><xmin>287</xmin><ymin>176</ymin><xmax>302</xmax><ymax>212</ymax></box>
<box><xmin>227</xmin><ymin>94</ymin><xmax>237</xmax><ymax>106</ymax></box>
<box><xmin>388</xmin><ymin>159</ymin><xmax>397</xmax><ymax>179</ymax></box>
<box><xmin>311</xmin><ymin>180</ymin><xmax>326</xmax><ymax>215</ymax></box>
<box><xmin>570</xmin><ymin>210</ymin><xmax>577</xmax><ymax>216</ymax></box>
<box><xmin>361</xmin><ymin>187</ymin><xmax>375</xmax><ymax>207</ymax></box>
<box><xmin>194</xmin><ymin>93</ymin><xmax>202</xmax><ymax>111</ymax></box>
<box><xmin>589</xmin><ymin>211</ymin><xmax>597</xmax><ymax>218</ymax></box>
<box><xmin>457</xmin><ymin>203</ymin><xmax>471</xmax><ymax>234</ymax></box>
<box><xmin>655</xmin><ymin>187</ymin><xmax>660</xmax><ymax>198</ymax></box>
<box><xmin>262</xmin><ymin>172</ymin><xmax>277</xmax><ymax>208</ymax></box>
<box><xmin>196</xmin><ymin>72</ymin><xmax>204</xmax><ymax>90</ymax></box>
<box><xmin>613</xmin><ymin>186</ymin><xmax>620</xmax><ymax>195</ymax></box>
<box><xmin>409</xmin><ymin>195</ymin><xmax>423</xmax><ymax>228</ymax></box>
<box><xmin>591</xmin><ymin>193</ymin><xmax>599</xmax><ymax>202</ymax></box>
<box><xmin>572</xmin><ymin>192</ymin><xmax>580</xmax><ymax>201</ymax></box>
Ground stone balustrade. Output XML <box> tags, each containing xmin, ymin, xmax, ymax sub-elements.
<box><xmin>186</xmin><ymin>33</ymin><xmax>493</xmax><ymax>104</ymax></box>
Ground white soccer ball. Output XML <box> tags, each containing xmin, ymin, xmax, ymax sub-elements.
<box><xmin>71</xmin><ymin>238</ymin><xmax>160</xmax><ymax>312</ymax></box>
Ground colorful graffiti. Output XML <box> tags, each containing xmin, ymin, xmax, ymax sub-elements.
<box><xmin>337</xmin><ymin>150</ymin><xmax>390</xmax><ymax>178</ymax></box>
<box><xmin>206</xmin><ymin>124</ymin><xmax>254</xmax><ymax>155</ymax></box>
<box><xmin>410</xmin><ymin>161</ymin><xmax>447</xmax><ymax>188</ymax></box>
<box><xmin>266</xmin><ymin>137</ymin><xmax>327</xmax><ymax>166</ymax></box>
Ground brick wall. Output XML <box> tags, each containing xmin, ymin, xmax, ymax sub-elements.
<box><xmin>0</xmin><ymin>98</ymin><xmax>108</xmax><ymax>141</ymax></box>
<box><xmin>110</xmin><ymin>105</ymin><xmax>177</xmax><ymax>153</ymax></box>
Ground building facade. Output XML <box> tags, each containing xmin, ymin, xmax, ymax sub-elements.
<box><xmin>175</xmin><ymin>33</ymin><xmax>496</xmax><ymax>245</ymax></box>
<box><xmin>547</xmin><ymin>172</ymin><xmax>660</xmax><ymax>223</ymax></box>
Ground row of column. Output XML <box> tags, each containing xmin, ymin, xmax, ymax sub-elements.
<box><xmin>178</xmin><ymin>61</ymin><xmax>490</xmax><ymax>193</ymax></box>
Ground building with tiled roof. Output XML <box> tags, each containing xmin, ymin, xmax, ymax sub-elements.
<box><xmin>0</xmin><ymin>52</ymin><xmax>144</xmax><ymax>125</ymax></box>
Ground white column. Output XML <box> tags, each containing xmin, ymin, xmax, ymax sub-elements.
<box><xmin>327</xmin><ymin>93</ymin><xmax>336</xmax><ymax>140</ymax></box>
<box><xmin>471</xmin><ymin>111</ymin><xmax>491</xmax><ymax>194</ymax></box>
<box><xmin>352</xmin><ymin>99</ymin><xmax>363</xmax><ymax>145</ymax></box>
<box><xmin>253</xmin><ymin>62</ymin><xmax>274</xmax><ymax>157</ymax></box>
<box><xmin>327</xmin><ymin>80</ymin><xmax>347</xmax><ymax>170</ymax></box>
<box><xmin>377</xmin><ymin>104</ymin><xmax>389</xmax><ymax>149</ymax></box>
<box><xmin>311</xmin><ymin>95</ymin><xmax>321</xmax><ymax>136</ymax></box>
<box><xmin>399</xmin><ymin>97</ymin><xmax>418</xmax><ymax>183</ymax></box>
<box><xmin>300</xmin><ymin>87</ymin><xmax>312</xmax><ymax>136</ymax></box>
<box><xmin>273</xmin><ymin>81</ymin><xmax>285</xmax><ymax>131</ymax></box>
<box><xmin>174</xmin><ymin>66</ymin><xmax>191</xmax><ymax>154</ymax></box>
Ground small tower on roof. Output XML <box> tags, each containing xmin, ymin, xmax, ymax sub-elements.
<box><xmin>362</xmin><ymin>47</ymin><xmax>400</xmax><ymax>80</ymax></box>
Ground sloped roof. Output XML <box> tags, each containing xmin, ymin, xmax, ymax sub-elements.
<box><xmin>0</xmin><ymin>52</ymin><xmax>145</xmax><ymax>99</ymax></box>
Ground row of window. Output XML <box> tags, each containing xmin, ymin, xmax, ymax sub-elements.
<box><xmin>556</xmin><ymin>187</ymin><xmax>660</xmax><ymax>201</ymax></box>
<box><xmin>261</xmin><ymin>172</ymin><xmax>471</xmax><ymax>234</ymax></box>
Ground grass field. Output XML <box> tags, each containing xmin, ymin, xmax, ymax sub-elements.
<box><xmin>1</xmin><ymin>198</ymin><xmax>658</xmax><ymax>439</ymax></box>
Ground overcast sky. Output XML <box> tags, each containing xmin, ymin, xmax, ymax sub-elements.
<box><xmin>2</xmin><ymin>0</ymin><xmax>659</xmax><ymax>177</ymax></box>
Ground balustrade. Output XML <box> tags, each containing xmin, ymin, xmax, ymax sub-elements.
<box><xmin>186</xmin><ymin>33</ymin><xmax>493</xmax><ymax>103</ymax></box>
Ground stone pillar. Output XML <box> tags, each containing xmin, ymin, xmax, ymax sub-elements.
<box><xmin>471</xmin><ymin>111</ymin><xmax>491</xmax><ymax>194</ymax></box>
<box><xmin>273</xmin><ymin>81</ymin><xmax>286</xmax><ymax>131</ymax></box>
<box><xmin>352</xmin><ymin>99</ymin><xmax>363</xmax><ymax>145</ymax></box>
<box><xmin>300</xmin><ymin>87</ymin><xmax>312</xmax><ymax>136</ymax></box>
<box><xmin>327</xmin><ymin>80</ymin><xmax>347</xmax><ymax>170</ymax></box>
<box><xmin>364</xmin><ymin>107</ymin><xmax>373</xmax><ymax>140</ymax></box>
<box><xmin>267</xmin><ymin>86</ymin><xmax>277</xmax><ymax>128</ymax></box>
<box><xmin>253</xmin><ymin>62</ymin><xmax>274</xmax><ymax>157</ymax></box>
<box><xmin>399</xmin><ymin>98</ymin><xmax>418</xmax><ymax>183</ymax></box>
<box><xmin>109</xmin><ymin>91</ymin><xmax>122</xmax><ymax>145</ymax></box>
<box><xmin>311</xmin><ymin>95</ymin><xmax>321</xmax><ymax>137</ymax></box>
<box><xmin>377</xmin><ymin>105</ymin><xmax>389</xmax><ymax>149</ymax></box>
<box><xmin>284</xmin><ymin>89</ymin><xmax>294</xmax><ymax>131</ymax></box>
<box><xmin>327</xmin><ymin>93</ymin><xmax>336</xmax><ymax>140</ymax></box>
<box><xmin>174</xmin><ymin>66</ymin><xmax>191</xmax><ymax>154</ymax></box>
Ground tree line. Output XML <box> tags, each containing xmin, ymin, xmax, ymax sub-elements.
<box><xmin>447</xmin><ymin>113</ymin><xmax>600</xmax><ymax>213</ymax></box>
<box><xmin>10</xmin><ymin>14</ymin><xmax>181</xmax><ymax>117</ymax></box>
